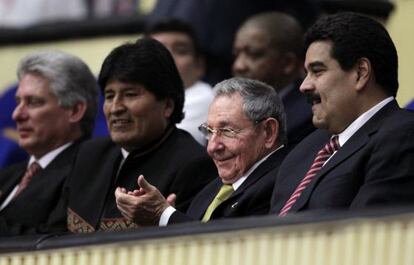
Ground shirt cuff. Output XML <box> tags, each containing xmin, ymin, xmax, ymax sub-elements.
<box><xmin>159</xmin><ymin>206</ymin><xmax>176</xmax><ymax>226</ymax></box>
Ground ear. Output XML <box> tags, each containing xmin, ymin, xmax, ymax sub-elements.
<box><xmin>67</xmin><ymin>102</ymin><xmax>87</xmax><ymax>123</ymax></box>
<box><xmin>163</xmin><ymin>98</ymin><xmax>175</xmax><ymax>119</ymax></box>
<box><xmin>354</xmin><ymin>57</ymin><xmax>371</xmax><ymax>91</ymax></box>
<box><xmin>261</xmin><ymin>118</ymin><xmax>279</xmax><ymax>149</ymax></box>
<box><xmin>282</xmin><ymin>52</ymin><xmax>299</xmax><ymax>76</ymax></box>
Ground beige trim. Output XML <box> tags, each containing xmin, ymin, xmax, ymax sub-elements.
<box><xmin>1</xmin><ymin>212</ymin><xmax>414</xmax><ymax>265</ymax></box>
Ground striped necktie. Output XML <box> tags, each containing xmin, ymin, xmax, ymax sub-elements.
<box><xmin>279</xmin><ymin>136</ymin><xmax>340</xmax><ymax>216</ymax></box>
<box><xmin>13</xmin><ymin>162</ymin><xmax>41</xmax><ymax>199</ymax></box>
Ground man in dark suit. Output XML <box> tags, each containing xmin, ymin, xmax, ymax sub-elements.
<box><xmin>270</xmin><ymin>12</ymin><xmax>414</xmax><ymax>216</ymax></box>
<box><xmin>0</xmin><ymin>50</ymin><xmax>99</xmax><ymax>236</ymax></box>
<box><xmin>66</xmin><ymin>38</ymin><xmax>217</xmax><ymax>233</ymax></box>
<box><xmin>115</xmin><ymin>77</ymin><xmax>289</xmax><ymax>225</ymax></box>
<box><xmin>232</xmin><ymin>11</ymin><xmax>315</xmax><ymax>147</ymax></box>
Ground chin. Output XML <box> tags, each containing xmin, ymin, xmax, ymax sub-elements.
<box><xmin>218</xmin><ymin>172</ymin><xmax>238</xmax><ymax>184</ymax></box>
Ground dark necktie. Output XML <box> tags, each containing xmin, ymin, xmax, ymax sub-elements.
<box><xmin>13</xmin><ymin>162</ymin><xmax>41</xmax><ymax>199</ymax></box>
<box><xmin>279</xmin><ymin>136</ymin><xmax>340</xmax><ymax>217</ymax></box>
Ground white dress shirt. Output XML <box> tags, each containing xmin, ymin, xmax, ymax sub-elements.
<box><xmin>325</xmin><ymin>97</ymin><xmax>394</xmax><ymax>164</ymax></box>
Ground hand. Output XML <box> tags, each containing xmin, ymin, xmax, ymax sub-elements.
<box><xmin>115</xmin><ymin>175</ymin><xmax>174</xmax><ymax>226</ymax></box>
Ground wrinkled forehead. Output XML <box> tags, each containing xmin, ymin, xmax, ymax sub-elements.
<box><xmin>207</xmin><ymin>94</ymin><xmax>249</xmax><ymax>126</ymax></box>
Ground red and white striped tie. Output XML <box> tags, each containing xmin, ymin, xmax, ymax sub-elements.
<box><xmin>279</xmin><ymin>136</ymin><xmax>340</xmax><ymax>217</ymax></box>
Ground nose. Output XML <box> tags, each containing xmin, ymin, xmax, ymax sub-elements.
<box><xmin>12</xmin><ymin>101</ymin><xmax>28</xmax><ymax>122</ymax></box>
<box><xmin>299</xmin><ymin>74</ymin><xmax>314</xmax><ymax>94</ymax></box>
<box><xmin>207</xmin><ymin>133</ymin><xmax>225</xmax><ymax>155</ymax></box>
<box><xmin>232</xmin><ymin>53</ymin><xmax>248</xmax><ymax>76</ymax></box>
<box><xmin>108</xmin><ymin>95</ymin><xmax>126</xmax><ymax>115</ymax></box>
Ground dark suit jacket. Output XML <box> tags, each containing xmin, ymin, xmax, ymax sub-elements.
<box><xmin>169</xmin><ymin>147</ymin><xmax>289</xmax><ymax>224</ymax></box>
<box><xmin>281</xmin><ymin>79</ymin><xmax>315</xmax><ymax>148</ymax></box>
<box><xmin>67</xmin><ymin>127</ymin><xmax>217</xmax><ymax>232</ymax></box>
<box><xmin>0</xmin><ymin>141</ymin><xmax>82</xmax><ymax>236</ymax></box>
<box><xmin>270</xmin><ymin>100</ymin><xmax>414</xmax><ymax>214</ymax></box>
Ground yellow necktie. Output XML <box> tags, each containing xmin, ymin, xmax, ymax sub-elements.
<box><xmin>201</xmin><ymin>184</ymin><xmax>234</xmax><ymax>222</ymax></box>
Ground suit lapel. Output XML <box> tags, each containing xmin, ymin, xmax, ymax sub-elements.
<box><xmin>230</xmin><ymin>150</ymin><xmax>286</xmax><ymax>199</ymax></box>
<box><xmin>290</xmin><ymin>100</ymin><xmax>399</xmax><ymax>212</ymax></box>
<box><xmin>88</xmin><ymin>147</ymin><xmax>123</xmax><ymax>227</ymax></box>
<box><xmin>11</xmin><ymin>143</ymin><xmax>81</xmax><ymax>204</ymax></box>
<box><xmin>192</xmin><ymin>180</ymin><xmax>221</xmax><ymax>219</ymax></box>
<box><xmin>0</xmin><ymin>163</ymin><xmax>26</xmax><ymax>205</ymax></box>
<box><xmin>212</xmin><ymin>149</ymin><xmax>287</xmax><ymax>218</ymax></box>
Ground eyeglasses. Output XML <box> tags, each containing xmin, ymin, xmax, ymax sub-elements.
<box><xmin>198</xmin><ymin>118</ymin><xmax>266</xmax><ymax>140</ymax></box>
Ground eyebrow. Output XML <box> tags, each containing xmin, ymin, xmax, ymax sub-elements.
<box><xmin>307</xmin><ymin>61</ymin><xmax>326</xmax><ymax>69</ymax></box>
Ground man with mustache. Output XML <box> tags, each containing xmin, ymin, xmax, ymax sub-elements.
<box><xmin>0</xmin><ymin>50</ymin><xmax>99</xmax><ymax>236</ymax></box>
<box><xmin>270</xmin><ymin>12</ymin><xmax>414</xmax><ymax>216</ymax></box>
<box><xmin>66</xmin><ymin>38</ymin><xmax>216</xmax><ymax>232</ymax></box>
<box><xmin>115</xmin><ymin>77</ymin><xmax>289</xmax><ymax>225</ymax></box>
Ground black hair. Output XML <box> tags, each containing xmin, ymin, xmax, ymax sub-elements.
<box><xmin>145</xmin><ymin>18</ymin><xmax>203</xmax><ymax>57</ymax></box>
<box><xmin>304</xmin><ymin>12</ymin><xmax>398</xmax><ymax>96</ymax></box>
<box><xmin>98</xmin><ymin>38</ymin><xmax>185</xmax><ymax>123</ymax></box>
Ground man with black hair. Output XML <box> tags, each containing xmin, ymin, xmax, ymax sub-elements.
<box><xmin>270</xmin><ymin>12</ymin><xmax>414</xmax><ymax>216</ymax></box>
<box><xmin>66</xmin><ymin>38</ymin><xmax>216</xmax><ymax>233</ymax></box>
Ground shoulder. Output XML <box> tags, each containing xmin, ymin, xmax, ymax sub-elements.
<box><xmin>78</xmin><ymin>137</ymin><xmax>117</xmax><ymax>153</ymax></box>
<box><xmin>168</xmin><ymin>128</ymin><xmax>207</xmax><ymax>155</ymax></box>
<box><xmin>0</xmin><ymin>161</ymin><xmax>26</xmax><ymax>181</ymax></box>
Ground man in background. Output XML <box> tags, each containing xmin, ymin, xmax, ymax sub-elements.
<box><xmin>146</xmin><ymin>18</ymin><xmax>214</xmax><ymax>145</ymax></box>
<box><xmin>233</xmin><ymin>11</ymin><xmax>314</xmax><ymax>147</ymax></box>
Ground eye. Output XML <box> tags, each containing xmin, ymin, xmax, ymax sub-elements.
<box><xmin>104</xmin><ymin>92</ymin><xmax>114</xmax><ymax>101</ymax></box>
<box><xmin>172</xmin><ymin>46</ymin><xmax>192</xmax><ymax>56</ymax></box>
<box><xmin>220</xmin><ymin>127</ymin><xmax>239</xmax><ymax>138</ymax></box>
<box><xmin>246</xmin><ymin>48</ymin><xmax>265</xmax><ymax>59</ymax></box>
<box><xmin>313</xmin><ymin>68</ymin><xmax>325</xmax><ymax>76</ymax></box>
<box><xmin>125</xmin><ymin>92</ymin><xmax>138</xmax><ymax>98</ymax></box>
<box><xmin>26</xmin><ymin>97</ymin><xmax>45</xmax><ymax>107</ymax></box>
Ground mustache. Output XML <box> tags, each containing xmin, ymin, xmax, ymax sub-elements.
<box><xmin>304</xmin><ymin>92</ymin><xmax>321</xmax><ymax>105</ymax></box>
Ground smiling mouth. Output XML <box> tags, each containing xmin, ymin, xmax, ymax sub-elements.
<box><xmin>213</xmin><ymin>155</ymin><xmax>235</xmax><ymax>164</ymax></box>
<box><xmin>110</xmin><ymin>119</ymin><xmax>132</xmax><ymax>129</ymax></box>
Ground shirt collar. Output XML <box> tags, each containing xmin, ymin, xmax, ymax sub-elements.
<box><xmin>337</xmin><ymin>97</ymin><xmax>394</xmax><ymax>146</ymax></box>
<box><xmin>232</xmin><ymin>145</ymin><xmax>284</xmax><ymax>190</ymax></box>
<box><xmin>29</xmin><ymin>142</ymin><xmax>73</xmax><ymax>169</ymax></box>
<box><xmin>121</xmin><ymin>148</ymin><xmax>129</xmax><ymax>159</ymax></box>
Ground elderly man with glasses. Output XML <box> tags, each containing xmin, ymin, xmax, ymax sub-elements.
<box><xmin>115</xmin><ymin>77</ymin><xmax>289</xmax><ymax>225</ymax></box>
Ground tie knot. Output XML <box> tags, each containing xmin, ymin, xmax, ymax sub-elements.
<box><xmin>28</xmin><ymin>162</ymin><xmax>41</xmax><ymax>175</ymax></box>
<box><xmin>323</xmin><ymin>136</ymin><xmax>340</xmax><ymax>155</ymax></box>
<box><xmin>215</xmin><ymin>184</ymin><xmax>234</xmax><ymax>201</ymax></box>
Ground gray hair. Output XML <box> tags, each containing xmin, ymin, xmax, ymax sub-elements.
<box><xmin>213</xmin><ymin>77</ymin><xmax>287</xmax><ymax>145</ymax></box>
<box><xmin>17</xmin><ymin>50</ymin><xmax>99</xmax><ymax>137</ymax></box>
